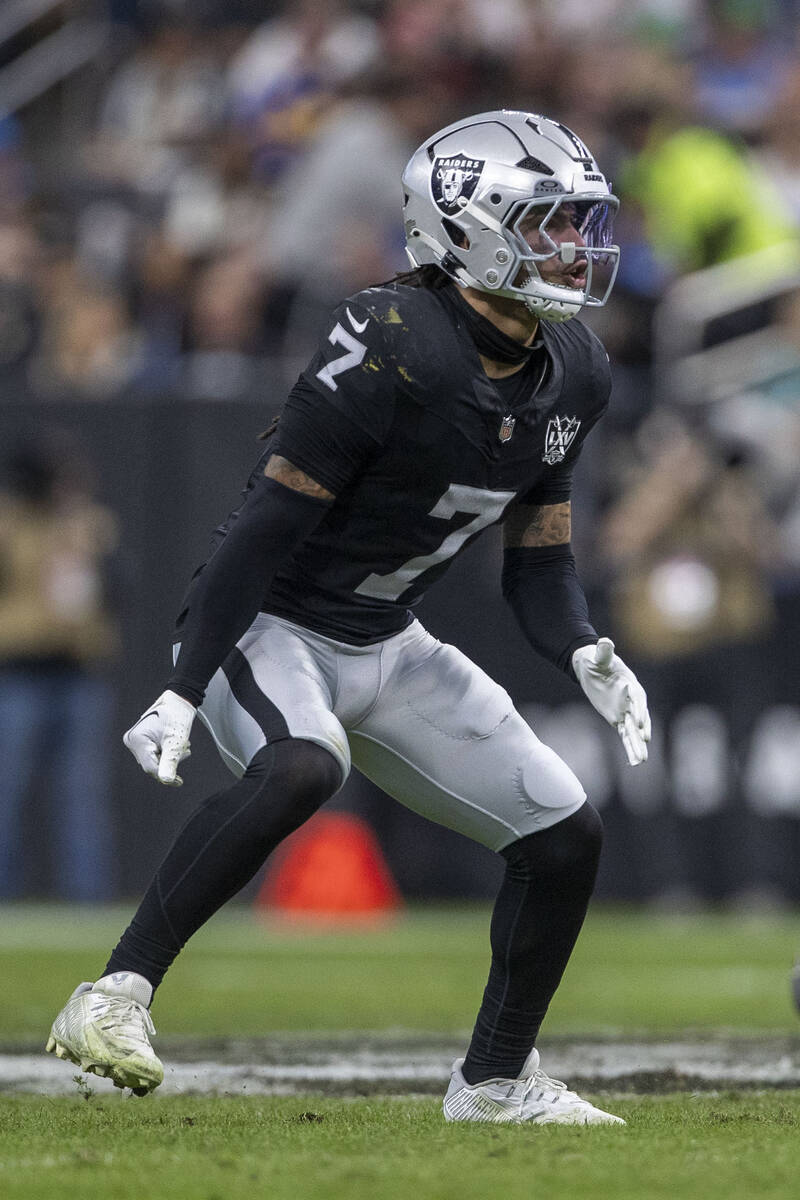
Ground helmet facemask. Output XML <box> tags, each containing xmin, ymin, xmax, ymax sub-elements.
<box><xmin>499</xmin><ymin>196</ymin><xmax>620</xmax><ymax>320</ymax></box>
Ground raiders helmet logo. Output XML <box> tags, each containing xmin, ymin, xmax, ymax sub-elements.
<box><xmin>542</xmin><ymin>415</ymin><xmax>581</xmax><ymax>464</ymax></box>
<box><xmin>432</xmin><ymin>155</ymin><xmax>485</xmax><ymax>215</ymax></box>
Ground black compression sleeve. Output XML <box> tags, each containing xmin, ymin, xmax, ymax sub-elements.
<box><xmin>502</xmin><ymin>544</ymin><xmax>598</xmax><ymax>679</ymax></box>
<box><xmin>168</xmin><ymin>476</ymin><xmax>331</xmax><ymax>705</ymax></box>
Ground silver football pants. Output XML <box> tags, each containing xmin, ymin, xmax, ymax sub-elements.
<box><xmin>176</xmin><ymin>613</ymin><xmax>586</xmax><ymax>852</ymax></box>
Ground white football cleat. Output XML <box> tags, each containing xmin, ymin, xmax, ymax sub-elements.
<box><xmin>443</xmin><ymin>1048</ymin><xmax>625</xmax><ymax>1126</ymax></box>
<box><xmin>46</xmin><ymin>971</ymin><xmax>163</xmax><ymax>1095</ymax></box>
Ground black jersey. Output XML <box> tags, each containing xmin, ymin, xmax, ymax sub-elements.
<box><xmin>195</xmin><ymin>282</ymin><xmax>611</xmax><ymax>644</ymax></box>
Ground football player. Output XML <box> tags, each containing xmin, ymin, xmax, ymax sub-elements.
<box><xmin>47</xmin><ymin>111</ymin><xmax>650</xmax><ymax>1124</ymax></box>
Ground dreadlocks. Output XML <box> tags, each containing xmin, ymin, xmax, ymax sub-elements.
<box><xmin>384</xmin><ymin>264</ymin><xmax>452</xmax><ymax>290</ymax></box>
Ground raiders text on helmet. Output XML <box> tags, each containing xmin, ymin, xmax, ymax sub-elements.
<box><xmin>402</xmin><ymin>111</ymin><xmax>620</xmax><ymax>321</ymax></box>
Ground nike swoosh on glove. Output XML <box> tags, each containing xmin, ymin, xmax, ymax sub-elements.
<box><xmin>572</xmin><ymin>638</ymin><xmax>652</xmax><ymax>766</ymax></box>
<box><xmin>123</xmin><ymin>690</ymin><xmax>196</xmax><ymax>786</ymax></box>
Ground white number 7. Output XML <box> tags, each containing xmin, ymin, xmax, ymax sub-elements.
<box><xmin>355</xmin><ymin>483</ymin><xmax>516</xmax><ymax>601</ymax></box>
<box><xmin>316</xmin><ymin>324</ymin><xmax>367</xmax><ymax>392</ymax></box>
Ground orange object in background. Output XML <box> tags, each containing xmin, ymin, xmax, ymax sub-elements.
<box><xmin>256</xmin><ymin>812</ymin><xmax>402</xmax><ymax>922</ymax></box>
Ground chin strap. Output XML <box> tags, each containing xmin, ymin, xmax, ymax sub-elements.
<box><xmin>524</xmin><ymin>295</ymin><xmax>580</xmax><ymax>322</ymax></box>
<box><xmin>408</xmin><ymin>229</ymin><xmax>475</xmax><ymax>289</ymax></box>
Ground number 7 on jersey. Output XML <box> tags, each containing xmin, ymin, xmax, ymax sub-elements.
<box><xmin>316</xmin><ymin>321</ymin><xmax>367</xmax><ymax>392</ymax></box>
<box><xmin>355</xmin><ymin>483</ymin><xmax>516</xmax><ymax>601</ymax></box>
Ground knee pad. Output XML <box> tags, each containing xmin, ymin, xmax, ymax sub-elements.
<box><xmin>502</xmin><ymin>802</ymin><xmax>603</xmax><ymax>879</ymax></box>
<box><xmin>246</xmin><ymin>739</ymin><xmax>342</xmax><ymax>807</ymax></box>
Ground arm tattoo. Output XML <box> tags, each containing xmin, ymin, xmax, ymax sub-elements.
<box><xmin>264</xmin><ymin>455</ymin><xmax>336</xmax><ymax>501</ymax></box>
<box><xmin>503</xmin><ymin>501</ymin><xmax>571</xmax><ymax>548</ymax></box>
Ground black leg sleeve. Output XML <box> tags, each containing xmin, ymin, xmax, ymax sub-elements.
<box><xmin>461</xmin><ymin>802</ymin><xmax>603</xmax><ymax>1084</ymax></box>
<box><xmin>103</xmin><ymin>739</ymin><xmax>341</xmax><ymax>990</ymax></box>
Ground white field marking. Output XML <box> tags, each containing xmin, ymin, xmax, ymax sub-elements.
<box><xmin>4</xmin><ymin>1040</ymin><xmax>800</xmax><ymax>1096</ymax></box>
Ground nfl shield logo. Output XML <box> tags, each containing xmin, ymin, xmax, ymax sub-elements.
<box><xmin>542</xmin><ymin>415</ymin><xmax>581</xmax><ymax>464</ymax></box>
<box><xmin>499</xmin><ymin>414</ymin><xmax>515</xmax><ymax>444</ymax></box>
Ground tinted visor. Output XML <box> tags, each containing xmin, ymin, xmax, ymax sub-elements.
<box><xmin>510</xmin><ymin>197</ymin><xmax>618</xmax><ymax>258</ymax></box>
<box><xmin>570</xmin><ymin>199</ymin><xmax>616</xmax><ymax>251</ymax></box>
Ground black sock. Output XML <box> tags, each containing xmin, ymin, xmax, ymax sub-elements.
<box><xmin>461</xmin><ymin>802</ymin><xmax>602</xmax><ymax>1085</ymax></box>
<box><xmin>103</xmin><ymin>739</ymin><xmax>340</xmax><ymax>990</ymax></box>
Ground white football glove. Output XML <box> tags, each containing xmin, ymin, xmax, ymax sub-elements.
<box><xmin>572</xmin><ymin>638</ymin><xmax>651</xmax><ymax>766</ymax></box>
<box><xmin>123</xmin><ymin>690</ymin><xmax>196</xmax><ymax>786</ymax></box>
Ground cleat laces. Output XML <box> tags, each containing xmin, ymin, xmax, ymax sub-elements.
<box><xmin>515</xmin><ymin>1067</ymin><xmax>581</xmax><ymax>1116</ymax></box>
<box><xmin>97</xmin><ymin>997</ymin><xmax>156</xmax><ymax>1046</ymax></box>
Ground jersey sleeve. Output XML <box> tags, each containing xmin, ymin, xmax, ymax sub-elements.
<box><xmin>520</xmin><ymin>329</ymin><xmax>611</xmax><ymax>507</ymax></box>
<box><xmin>519</xmin><ymin>405</ymin><xmax>605</xmax><ymax>506</ymax></box>
<box><xmin>271</xmin><ymin>298</ymin><xmax>397</xmax><ymax>496</ymax></box>
<box><xmin>519</xmin><ymin>456</ymin><xmax>577</xmax><ymax>507</ymax></box>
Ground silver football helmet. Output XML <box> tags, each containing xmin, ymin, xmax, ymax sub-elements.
<box><xmin>402</xmin><ymin>110</ymin><xmax>620</xmax><ymax>321</ymax></box>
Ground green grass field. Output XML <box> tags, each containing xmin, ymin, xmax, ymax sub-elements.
<box><xmin>2</xmin><ymin>902</ymin><xmax>798</xmax><ymax>1039</ymax></box>
<box><xmin>1</xmin><ymin>903</ymin><xmax>799</xmax><ymax>1199</ymax></box>
<box><xmin>2</xmin><ymin>1092</ymin><xmax>799</xmax><ymax>1200</ymax></box>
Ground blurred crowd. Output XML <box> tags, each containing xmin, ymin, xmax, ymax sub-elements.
<box><xmin>0</xmin><ymin>0</ymin><xmax>799</xmax><ymax>400</ymax></box>
<box><xmin>3</xmin><ymin>0</ymin><xmax>800</xmax><ymax>900</ymax></box>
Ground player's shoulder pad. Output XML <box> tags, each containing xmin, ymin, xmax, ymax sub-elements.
<box><xmin>304</xmin><ymin>287</ymin><xmax>414</xmax><ymax>407</ymax></box>
<box><xmin>328</xmin><ymin>290</ymin><xmax>385</xmax><ymax>342</ymax></box>
<box><xmin>322</xmin><ymin>286</ymin><xmax>416</xmax><ymax>367</ymax></box>
<box><xmin>344</xmin><ymin>283</ymin><xmax>445</xmax><ymax>339</ymax></box>
<box><xmin>336</xmin><ymin>283</ymin><xmax>450</xmax><ymax>398</ymax></box>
